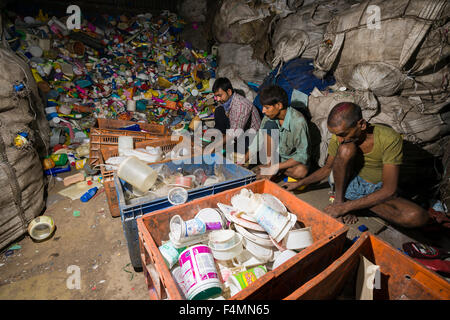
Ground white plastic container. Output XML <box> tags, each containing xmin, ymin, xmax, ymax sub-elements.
<box><xmin>167</xmin><ymin>187</ymin><xmax>188</xmax><ymax>205</ymax></box>
<box><xmin>234</xmin><ymin>224</ymin><xmax>273</xmax><ymax>247</ymax></box>
<box><xmin>158</xmin><ymin>241</ymin><xmax>186</xmax><ymax>269</ymax></box>
<box><xmin>217</xmin><ymin>203</ymin><xmax>265</xmax><ymax>232</ymax></box>
<box><xmin>203</xmin><ymin>176</ymin><xmax>219</xmax><ymax>186</ymax></box>
<box><xmin>118</xmin><ymin>136</ymin><xmax>134</xmax><ymax>156</ymax></box>
<box><xmin>117</xmin><ymin>156</ymin><xmax>158</xmax><ymax>193</ymax></box>
<box><xmin>261</xmin><ymin>193</ymin><xmax>287</xmax><ymax>215</ymax></box>
<box><xmin>179</xmin><ymin>245</ymin><xmax>222</xmax><ymax>300</ymax></box>
<box><xmin>209</xmin><ymin>233</ymin><xmax>243</xmax><ymax>261</ymax></box>
<box><xmin>208</xmin><ymin>230</ymin><xmax>236</xmax><ymax>250</ymax></box>
<box><xmin>227</xmin><ymin>265</ymin><xmax>267</xmax><ymax>297</ymax></box>
<box><xmin>272</xmin><ymin>249</ymin><xmax>297</xmax><ymax>270</ymax></box>
<box><xmin>28</xmin><ymin>216</ymin><xmax>55</xmax><ymax>241</ymax></box>
<box><xmin>253</xmin><ymin>202</ymin><xmax>297</xmax><ymax>243</ymax></box>
<box><xmin>171</xmin><ymin>266</ymin><xmax>188</xmax><ymax>298</ymax></box>
<box><xmin>195</xmin><ymin>208</ymin><xmax>224</xmax><ymax>230</ymax></box>
<box><xmin>282</xmin><ymin>226</ymin><xmax>314</xmax><ymax>251</ymax></box>
<box><xmin>242</xmin><ymin>236</ymin><xmax>274</xmax><ymax>262</ymax></box>
<box><xmin>232</xmin><ymin>249</ymin><xmax>267</xmax><ymax>268</ymax></box>
<box><xmin>169</xmin><ymin>231</ymin><xmax>209</xmax><ymax>249</ymax></box>
<box><xmin>170</xmin><ymin>215</ymin><xmax>206</xmax><ymax>241</ymax></box>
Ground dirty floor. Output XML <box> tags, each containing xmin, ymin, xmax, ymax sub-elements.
<box><xmin>0</xmin><ymin>172</ymin><xmax>148</xmax><ymax>300</ymax></box>
<box><xmin>0</xmin><ymin>175</ymin><xmax>448</xmax><ymax>299</ymax></box>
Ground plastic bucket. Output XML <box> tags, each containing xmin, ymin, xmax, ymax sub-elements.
<box><xmin>253</xmin><ymin>203</ymin><xmax>297</xmax><ymax>242</ymax></box>
<box><xmin>28</xmin><ymin>216</ymin><xmax>55</xmax><ymax>241</ymax></box>
<box><xmin>179</xmin><ymin>245</ymin><xmax>222</xmax><ymax>300</ymax></box>
<box><xmin>228</xmin><ymin>265</ymin><xmax>267</xmax><ymax>297</ymax></box>
<box><xmin>117</xmin><ymin>156</ymin><xmax>158</xmax><ymax>193</ymax></box>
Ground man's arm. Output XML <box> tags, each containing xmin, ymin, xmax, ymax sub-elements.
<box><xmin>324</xmin><ymin>164</ymin><xmax>399</xmax><ymax>217</ymax></box>
<box><xmin>281</xmin><ymin>154</ymin><xmax>334</xmax><ymax>190</ymax></box>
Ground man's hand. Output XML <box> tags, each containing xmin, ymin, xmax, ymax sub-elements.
<box><xmin>255</xmin><ymin>164</ymin><xmax>278</xmax><ymax>180</ymax></box>
<box><xmin>323</xmin><ymin>202</ymin><xmax>350</xmax><ymax>218</ymax></box>
<box><xmin>281</xmin><ymin>180</ymin><xmax>304</xmax><ymax>191</ymax></box>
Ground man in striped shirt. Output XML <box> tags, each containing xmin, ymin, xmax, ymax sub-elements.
<box><xmin>213</xmin><ymin>78</ymin><xmax>261</xmax><ymax>153</ymax></box>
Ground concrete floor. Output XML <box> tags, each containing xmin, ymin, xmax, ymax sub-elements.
<box><xmin>0</xmin><ymin>174</ymin><xmax>448</xmax><ymax>299</ymax></box>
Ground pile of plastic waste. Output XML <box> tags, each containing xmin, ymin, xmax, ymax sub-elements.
<box><xmin>3</xmin><ymin>8</ymin><xmax>218</xmax><ymax>179</ymax></box>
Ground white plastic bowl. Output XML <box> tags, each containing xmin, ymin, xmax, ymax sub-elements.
<box><xmin>282</xmin><ymin>226</ymin><xmax>314</xmax><ymax>251</ymax></box>
<box><xmin>272</xmin><ymin>250</ymin><xmax>297</xmax><ymax>270</ymax></box>
<box><xmin>209</xmin><ymin>233</ymin><xmax>243</xmax><ymax>261</ymax></box>
<box><xmin>208</xmin><ymin>230</ymin><xmax>236</xmax><ymax>250</ymax></box>
<box><xmin>242</xmin><ymin>236</ymin><xmax>273</xmax><ymax>262</ymax></box>
<box><xmin>234</xmin><ymin>224</ymin><xmax>273</xmax><ymax>247</ymax></box>
<box><xmin>261</xmin><ymin>193</ymin><xmax>287</xmax><ymax>215</ymax></box>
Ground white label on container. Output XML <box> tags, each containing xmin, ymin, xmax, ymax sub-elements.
<box><xmin>181</xmin><ymin>260</ymin><xmax>197</xmax><ymax>289</ymax></box>
<box><xmin>196</xmin><ymin>252</ymin><xmax>217</xmax><ymax>276</ymax></box>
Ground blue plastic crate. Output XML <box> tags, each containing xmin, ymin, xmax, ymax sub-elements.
<box><xmin>114</xmin><ymin>154</ymin><xmax>256</xmax><ymax>269</ymax></box>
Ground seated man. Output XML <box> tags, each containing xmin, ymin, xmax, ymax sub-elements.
<box><xmin>282</xmin><ymin>102</ymin><xmax>429</xmax><ymax>228</ymax></box>
<box><xmin>245</xmin><ymin>85</ymin><xmax>309</xmax><ymax>181</ymax></box>
<box><xmin>212</xmin><ymin>77</ymin><xmax>261</xmax><ymax>152</ymax></box>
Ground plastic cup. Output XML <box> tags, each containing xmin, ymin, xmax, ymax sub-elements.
<box><xmin>168</xmin><ymin>187</ymin><xmax>188</xmax><ymax>205</ymax></box>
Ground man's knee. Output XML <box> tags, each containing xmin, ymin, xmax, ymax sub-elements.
<box><xmin>401</xmin><ymin>207</ymin><xmax>429</xmax><ymax>228</ymax></box>
<box><xmin>336</xmin><ymin>142</ymin><xmax>357</xmax><ymax>162</ymax></box>
<box><xmin>285</xmin><ymin>164</ymin><xmax>308</xmax><ymax>179</ymax></box>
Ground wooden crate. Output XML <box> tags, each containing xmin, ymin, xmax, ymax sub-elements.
<box><xmin>284</xmin><ymin>232</ymin><xmax>450</xmax><ymax>300</ymax></box>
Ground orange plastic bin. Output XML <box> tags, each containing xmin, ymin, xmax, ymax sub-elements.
<box><xmin>284</xmin><ymin>232</ymin><xmax>450</xmax><ymax>300</ymax></box>
<box><xmin>136</xmin><ymin>179</ymin><xmax>349</xmax><ymax>300</ymax></box>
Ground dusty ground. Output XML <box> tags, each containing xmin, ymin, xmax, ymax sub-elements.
<box><xmin>0</xmin><ymin>172</ymin><xmax>148</xmax><ymax>300</ymax></box>
<box><xmin>0</xmin><ymin>173</ymin><xmax>448</xmax><ymax>300</ymax></box>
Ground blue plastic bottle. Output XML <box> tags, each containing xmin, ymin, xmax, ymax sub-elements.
<box><xmin>80</xmin><ymin>187</ymin><xmax>98</xmax><ymax>202</ymax></box>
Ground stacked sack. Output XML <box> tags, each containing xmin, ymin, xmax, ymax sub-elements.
<box><xmin>270</xmin><ymin>0</ymin><xmax>361</xmax><ymax>68</ymax></box>
<box><xmin>0</xmin><ymin>34</ymin><xmax>50</xmax><ymax>249</ymax></box>
<box><xmin>310</xmin><ymin>0</ymin><xmax>449</xmax><ymax>159</ymax></box>
<box><xmin>306</xmin><ymin>0</ymin><xmax>449</xmax><ymax>196</ymax></box>
<box><xmin>212</xmin><ymin>0</ymin><xmax>297</xmax><ymax>100</ymax></box>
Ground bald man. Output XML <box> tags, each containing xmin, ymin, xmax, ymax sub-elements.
<box><xmin>282</xmin><ymin>102</ymin><xmax>429</xmax><ymax>228</ymax></box>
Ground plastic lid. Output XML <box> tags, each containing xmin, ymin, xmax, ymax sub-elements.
<box><xmin>168</xmin><ymin>187</ymin><xmax>188</xmax><ymax>205</ymax></box>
